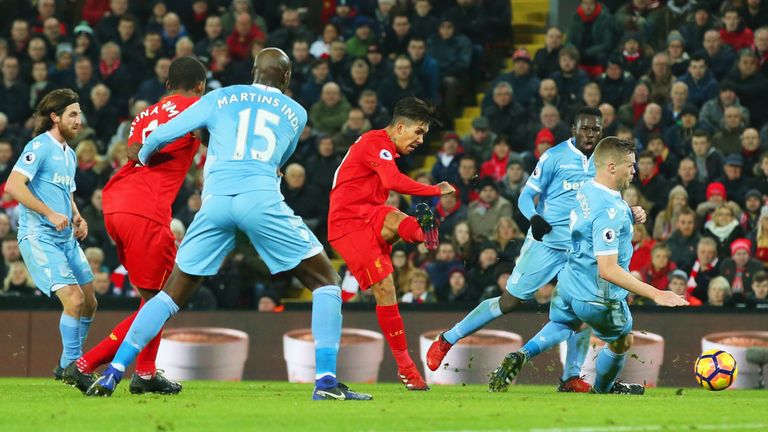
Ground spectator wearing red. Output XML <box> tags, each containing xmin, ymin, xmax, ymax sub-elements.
<box><xmin>632</xmin><ymin>149</ymin><xmax>670</xmax><ymax>213</ymax></box>
<box><xmin>455</xmin><ymin>156</ymin><xmax>479</xmax><ymax>205</ymax></box>
<box><xmin>720</xmin><ymin>7</ymin><xmax>754</xmax><ymax>52</ymax></box>
<box><xmin>533</xmin><ymin>127</ymin><xmax>554</xmax><ymax>160</ymax></box>
<box><xmin>616</xmin><ymin>32</ymin><xmax>649</xmax><ymax>80</ymax></box>
<box><xmin>668</xmin><ymin>269</ymin><xmax>703</xmax><ymax>306</ymax></box>
<box><xmin>226</xmin><ymin>13</ymin><xmax>266</xmax><ymax>61</ymax></box>
<box><xmin>629</xmin><ymin>223</ymin><xmax>655</xmax><ymax>273</ymax></box>
<box><xmin>567</xmin><ymin>0</ymin><xmax>613</xmax><ymax>77</ymax></box>
<box><xmin>479</xmin><ymin>136</ymin><xmax>511</xmax><ymax>182</ymax></box>
<box><xmin>721</xmin><ymin>238</ymin><xmax>763</xmax><ymax>302</ymax></box>
<box><xmin>687</xmin><ymin>236</ymin><xmax>721</xmax><ymax>302</ymax></box>
<box><xmin>646</xmin><ymin>133</ymin><xmax>679</xmax><ymax>179</ymax></box>
<box><xmin>82</xmin><ymin>0</ymin><xmax>112</xmax><ymax>26</ymax></box>
<box><xmin>641</xmin><ymin>243</ymin><xmax>676</xmax><ymax>290</ymax></box>
<box><xmin>617</xmin><ymin>82</ymin><xmax>650</xmax><ymax>128</ymax></box>
<box><xmin>435</xmin><ymin>190</ymin><xmax>467</xmax><ymax>240</ymax></box>
<box><xmin>753</xmin><ymin>206</ymin><xmax>768</xmax><ymax>263</ymax></box>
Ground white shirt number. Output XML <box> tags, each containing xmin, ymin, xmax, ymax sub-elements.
<box><xmin>234</xmin><ymin>108</ymin><xmax>279</xmax><ymax>161</ymax></box>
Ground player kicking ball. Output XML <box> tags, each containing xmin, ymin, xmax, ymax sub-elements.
<box><xmin>86</xmin><ymin>48</ymin><xmax>370</xmax><ymax>401</ymax></box>
<box><xmin>328</xmin><ymin>97</ymin><xmax>454</xmax><ymax>390</ymax></box>
<box><xmin>489</xmin><ymin>137</ymin><xmax>688</xmax><ymax>394</ymax></box>
<box><xmin>70</xmin><ymin>57</ymin><xmax>208</xmax><ymax>395</ymax></box>
<box><xmin>428</xmin><ymin>107</ymin><xmax>647</xmax><ymax>392</ymax></box>
<box><xmin>6</xmin><ymin>89</ymin><xmax>96</xmax><ymax>392</ymax></box>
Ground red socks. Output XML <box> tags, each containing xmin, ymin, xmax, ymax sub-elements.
<box><xmin>78</xmin><ymin>309</ymin><xmax>138</xmax><ymax>373</ymax></box>
<box><xmin>397</xmin><ymin>216</ymin><xmax>425</xmax><ymax>243</ymax></box>
<box><xmin>135</xmin><ymin>330</ymin><xmax>162</xmax><ymax>378</ymax></box>
<box><xmin>376</xmin><ymin>304</ymin><xmax>414</xmax><ymax>369</ymax></box>
<box><xmin>77</xmin><ymin>299</ymin><xmax>162</xmax><ymax>377</ymax></box>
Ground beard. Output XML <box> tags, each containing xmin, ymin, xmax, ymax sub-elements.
<box><xmin>58</xmin><ymin>123</ymin><xmax>79</xmax><ymax>141</ymax></box>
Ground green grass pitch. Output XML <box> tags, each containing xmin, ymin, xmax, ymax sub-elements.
<box><xmin>0</xmin><ymin>379</ymin><xmax>766</xmax><ymax>432</ymax></box>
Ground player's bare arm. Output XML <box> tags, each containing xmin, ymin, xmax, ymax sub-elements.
<box><xmin>596</xmin><ymin>254</ymin><xmax>688</xmax><ymax>306</ymax></box>
<box><xmin>5</xmin><ymin>171</ymin><xmax>68</xmax><ymax>231</ymax></box>
<box><xmin>126</xmin><ymin>143</ymin><xmax>142</xmax><ymax>162</ymax></box>
<box><xmin>71</xmin><ymin>193</ymin><xmax>88</xmax><ymax>240</ymax></box>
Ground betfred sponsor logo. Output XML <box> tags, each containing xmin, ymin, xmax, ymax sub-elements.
<box><xmin>562</xmin><ymin>180</ymin><xmax>585</xmax><ymax>191</ymax></box>
<box><xmin>52</xmin><ymin>173</ymin><xmax>72</xmax><ymax>186</ymax></box>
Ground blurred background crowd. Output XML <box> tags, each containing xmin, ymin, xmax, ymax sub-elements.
<box><xmin>1</xmin><ymin>0</ymin><xmax>768</xmax><ymax>311</ymax></box>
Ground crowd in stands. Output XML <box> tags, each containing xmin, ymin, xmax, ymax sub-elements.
<box><xmin>0</xmin><ymin>0</ymin><xmax>768</xmax><ymax>311</ymax></box>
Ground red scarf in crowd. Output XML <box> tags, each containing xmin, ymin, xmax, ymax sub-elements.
<box><xmin>687</xmin><ymin>258</ymin><xmax>718</xmax><ymax>294</ymax></box>
<box><xmin>577</xmin><ymin>3</ymin><xmax>602</xmax><ymax>23</ymax></box>
<box><xmin>632</xmin><ymin>102</ymin><xmax>647</xmax><ymax>123</ymax></box>
<box><xmin>99</xmin><ymin>59</ymin><xmax>121</xmax><ymax>79</ymax></box>
<box><xmin>436</xmin><ymin>196</ymin><xmax>462</xmax><ymax>219</ymax></box>
<box><xmin>639</xmin><ymin>165</ymin><xmax>659</xmax><ymax>186</ymax></box>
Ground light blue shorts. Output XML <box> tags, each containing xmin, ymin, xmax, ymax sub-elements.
<box><xmin>505</xmin><ymin>238</ymin><xmax>567</xmax><ymax>300</ymax></box>
<box><xmin>549</xmin><ymin>291</ymin><xmax>633</xmax><ymax>343</ymax></box>
<box><xmin>19</xmin><ymin>235</ymin><xmax>94</xmax><ymax>297</ymax></box>
<box><xmin>176</xmin><ymin>191</ymin><xmax>323</xmax><ymax>276</ymax></box>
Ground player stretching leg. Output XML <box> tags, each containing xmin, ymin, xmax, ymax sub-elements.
<box><xmin>490</xmin><ymin>137</ymin><xmax>687</xmax><ymax>393</ymax></box>
<box><xmin>6</xmin><ymin>89</ymin><xmax>96</xmax><ymax>392</ymax></box>
<box><xmin>87</xmin><ymin>48</ymin><xmax>371</xmax><ymax>400</ymax></box>
<box><xmin>428</xmin><ymin>108</ymin><xmax>645</xmax><ymax>392</ymax></box>
<box><xmin>71</xmin><ymin>57</ymin><xmax>207</xmax><ymax>395</ymax></box>
<box><xmin>328</xmin><ymin>97</ymin><xmax>454</xmax><ymax>391</ymax></box>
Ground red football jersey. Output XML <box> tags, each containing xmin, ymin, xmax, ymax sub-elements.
<box><xmin>328</xmin><ymin>129</ymin><xmax>441</xmax><ymax>241</ymax></box>
<box><xmin>102</xmin><ymin>94</ymin><xmax>201</xmax><ymax>225</ymax></box>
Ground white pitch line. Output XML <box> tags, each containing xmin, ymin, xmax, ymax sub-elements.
<box><xmin>427</xmin><ymin>423</ymin><xmax>767</xmax><ymax>432</ymax></box>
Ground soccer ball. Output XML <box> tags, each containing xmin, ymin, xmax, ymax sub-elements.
<box><xmin>694</xmin><ymin>349</ymin><xmax>738</xmax><ymax>391</ymax></box>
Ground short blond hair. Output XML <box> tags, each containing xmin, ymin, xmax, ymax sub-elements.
<box><xmin>594</xmin><ymin>136</ymin><xmax>637</xmax><ymax>169</ymax></box>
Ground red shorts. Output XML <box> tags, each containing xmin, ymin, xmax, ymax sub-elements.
<box><xmin>104</xmin><ymin>213</ymin><xmax>176</xmax><ymax>290</ymax></box>
<box><xmin>330</xmin><ymin>205</ymin><xmax>397</xmax><ymax>290</ymax></box>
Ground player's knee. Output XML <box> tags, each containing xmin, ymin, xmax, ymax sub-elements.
<box><xmin>62</xmin><ymin>288</ymin><xmax>84</xmax><ymax>313</ymax></box>
<box><xmin>311</xmin><ymin>269</ymin><xmax>341</xmax><ymax>290</ymax></box>
<box><xmin>372</xmin><ymin>281</ymin><xmax>397</xmax><ymax>302</ymax></box>
<box><xmin>610</xmin><ymin>333</ymin><xmax>633</xmax><ymax>354</ymax></box>
<box><xmin>81</xmin><ymin>294</ymin><xmax>98</xmax><ymax>317</ymax></box>
<box><xmin>498</xmin><ymin>291</ymin><xmax>521</xmax><ymax>314</ymax></box>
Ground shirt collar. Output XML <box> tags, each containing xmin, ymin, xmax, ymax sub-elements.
<box><xmin>45</xmin><ymin>131</ymin><xmax>68</xmax><ymax>151</ymax></box>
<box><xmin>251</xmin><ymin>83</ymin><xmax>283</xmax><ymax>94</ymax></box>
<box><xmin>567</xmin><ymin>138</ymin><xmax>586</xmax><ymax>157</ymax></box>
<box><xmin>591</xmin><ymin>179</ymin><xmax>622</xmax><ymax>198</ymax></box>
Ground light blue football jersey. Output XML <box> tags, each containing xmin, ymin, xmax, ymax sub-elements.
<box><xmin>139</xmin><ymin>84</ymin><xmax>307</xmax><ymax>196</ymax></box>
<box><xmin>12</xmin><ymin>132</ymin><xmax>76</xmax><ymax>241</ymax></box>
<box><xmin>525</xmin><ymin>138</ymin><xmax>595</xmax><ymax>250</ymax></box>
<box><xmin>558</xmin><ymin>180</ymin><xmax>634</xmax><ymax>302</ymax></box>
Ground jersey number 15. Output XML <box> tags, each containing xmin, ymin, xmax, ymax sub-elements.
<box><xmin>234</xmin><ymin>108</ymin><xmax>280</xmax><ymax>161</ymax></box>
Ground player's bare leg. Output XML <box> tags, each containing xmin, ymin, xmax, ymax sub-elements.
<box><xmin>57</xmin><ymin>284</ymin><xmax>97</xmax><ymax>393</ymax></box>
<box><xmin>427</xmin><ymin>289</ymin><xmax>523</xmax><ymax>371</ymax></box>
<box><xmin>371</xmin><ymin>274</ymin><xmax>429</xmax><ymax>390</ymax></box>
<box><xmin>291</xmin><ymin>251</ymin><xmax>372</xmax><ymax>400</ymax></box>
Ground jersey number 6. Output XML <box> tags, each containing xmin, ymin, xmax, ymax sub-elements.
<box><xmin>234</xmin><ymin>108</ymin><xmax>280</xmax><ymax>161</ymax></box>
